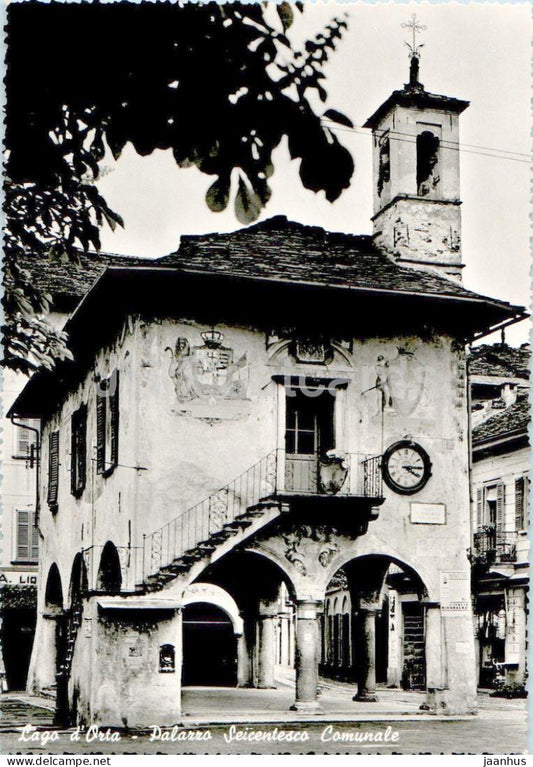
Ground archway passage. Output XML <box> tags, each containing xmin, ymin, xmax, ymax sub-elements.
<box><xmin>45</xmin><ymin>563</ymin><xmax>63</xmax><ymax>611</ymax></box>
<box><xmin>182</xmin><ymin>603</ymin><xmax>237</xmax><ymax>687</ymax></box>
<box><xmin>96</xmin><ymin>542</ymin><xmax>122</xmax><ymax>593</ymax></box>
<box><xmin>322</xmin><ymin>556</ymin><xmax>429</xmax><ymax>698</ymax></box>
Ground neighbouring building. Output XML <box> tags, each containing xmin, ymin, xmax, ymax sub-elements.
<box><xmin>469</xmin><ymin>343</ymin><xmax>529</xmax><ymax>689</ymax></box>
<box><xmin>0</xmin><ymin>252</ymin><xmax>147</xmax><ymax>691</ymax></box>
<box><xmin>9</xmin><ymin>54</ymin><xmax>526</xmax><ymax>726</ymax></box>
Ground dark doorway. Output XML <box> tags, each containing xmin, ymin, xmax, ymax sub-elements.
<box><xmin>402</xmin><ymin>602</ymin><xmax>426</xmax><ymax>690</ymax></box>
<box><xmin>182</xmin><ymin>603</ymin><xmax>237</xmax><ymax>687</ymax></box>
<box><xmin>2</xmin><ymin>608</ymin><xmax>36</xmax><ymax>690</ymax></box>
<box><xmin>285</xmin><ymin>387</ymin><xmax>335</xmax><ymax>493</ymax></box>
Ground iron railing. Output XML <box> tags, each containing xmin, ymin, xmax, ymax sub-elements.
<box><xmin>142</xmin><ymin>450</ymin><xmax>383</xmax><ymax>582</ymax></box>
<box><xmin>473</xmin><ymin>529</ymin><xmax>517</xmax><ymax>564</ymax></box>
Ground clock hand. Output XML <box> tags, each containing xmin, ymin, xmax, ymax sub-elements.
<box><xmin>403</xmin><ymin>465</ymin><xmax>422</xmax><ymax>476</ymax></box>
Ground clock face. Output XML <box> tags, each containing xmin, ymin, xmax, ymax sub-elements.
<box><xmin>382</xmin><ymin>440</ymin><xmax>432</xmax><ymax>495</ymax></box>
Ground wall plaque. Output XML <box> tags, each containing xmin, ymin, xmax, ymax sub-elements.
<box><xmin>410</xmin><ymin>502</ymin><xmax>446</xmax><ymax>525</ymax></box>
<box><xmin>440</xmin><ymin>571</ymin><xmax>470</xmax><ymax>616</ymax></box>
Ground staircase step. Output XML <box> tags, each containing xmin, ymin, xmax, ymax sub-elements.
<box><xmin>160</xmin><ymin>563</ymin><xmax>189</xmax><ymax>575</ymax></box>
<box><xmin>225</xmin><ymin>520</ymin><xmax>252</xmax><ymax>530</ymax></box>
<box><xmin>210</xmin><ymin>530</ymin><xmax>238</xmax><ymax>541</ymax></box>
<box><xmin>247</xmin><ymin>500</ymin><xmax>278</xmax><ymax>513</ymax></box>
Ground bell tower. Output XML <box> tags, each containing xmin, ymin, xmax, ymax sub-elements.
<box><xmin>364</xmin><ymin>16</ymin><xmax>469</xmax><ymax>282</ymax></box>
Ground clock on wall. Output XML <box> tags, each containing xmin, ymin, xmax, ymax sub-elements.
<box><xmin>381</xmin><ymin>440</ymin><xmax>432</xmax><ymax>495</ymax></box>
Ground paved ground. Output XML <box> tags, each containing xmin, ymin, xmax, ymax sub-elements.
<box><xmin>0</xmin><ymin>677</ymin><xmax>527</xmax><ymax>755</ymax></box>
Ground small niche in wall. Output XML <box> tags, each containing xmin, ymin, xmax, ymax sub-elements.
<box><xmin>159</xmin><ymin>644</ymin><xmax>175</xmax><ymax>673</ymax></box>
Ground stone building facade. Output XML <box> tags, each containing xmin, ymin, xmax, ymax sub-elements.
<box><xmin>0</xmin><ymin>252</ymin><xmax>147</xmax><ymax>692</ymax></box>
<box><xmin>10</xmin><ymin>63</ymin><xmax>525</xmax><ymax>726</ymax></box>
<box><xmin>469</xmin><ymin>344</ymin><xmax>529</xmax><ymax>689</ymax></box>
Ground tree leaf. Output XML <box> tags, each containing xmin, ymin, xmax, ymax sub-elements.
<box><xmin>206</xmin><ymin>174</ymin><xmax>231</xmax><ymax>213</ymax></box>
<box><xmin>277</xmin><ymin>2</ymin><xmax>294</xmax><ymax>32</ymax></box>
<box><xmin>323</xmin><ymin>109</ymin><xmax>354</xmax><ymax>128</ymax></box>
<box><xmin>234</xmin><ymin>175</ymin><xmax>262</xmax><ymax>225</ymax></box>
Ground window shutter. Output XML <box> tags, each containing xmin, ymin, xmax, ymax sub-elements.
<box><xmin>17</xmin><ymin>510</ymin><xmax>29</xmax><ymax>559</ymax></box>
<box><xmin>496</xmin><ymin>483</ymin><xmax>505</xmax><ymax>533</ymax></box>
<box><xmin>476</xmin><ymin>487</ymin><xmax>483</xmax><ymax>529</ymax></box>
<box><xmin>515</xmin><ymin>477</ymin><xmax>525</xmax><ymax>531</ymax></box>
<box><xmin>96</xmin><ymin>388</ymin><xmax>106</xmax><ymax>474</ymax></box>
<box><xmin>47</xmin><ymin>431</ymin><xmax>59</xmax><ymax>507</ymax></box>
<box><xmin>78</xmin><ymin>408</ymin><xmax>87</xmax><ymax>491</ymax></box>
<box><xmin>71</xmin><ymin>406</ymin><xmax>87</xmax><ymax>495</ymax></box>
<box><xmin>31</xmin><ymin>513</ymin><xmax>39</xmax><ymax>560</ymax></box>
<box><xmin>110</xmin><ymin>370</ymin><xmax>119</xmax><ymax>470</ymax></box>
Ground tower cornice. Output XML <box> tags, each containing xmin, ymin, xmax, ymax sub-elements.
<box><xmin>364</xmin><ymin>89</ymin><xmax>470</xmax><ymax>131</ymax></box>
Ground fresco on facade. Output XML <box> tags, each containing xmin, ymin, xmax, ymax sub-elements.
<box><xmin>375</xmin><ymin>347</ymin><xmax>425</xmax><ymax>416</ymax></box>
<box><xmin>166</xmin><ymin>330</ymin><xmax>248</xmax><ymax>404</ymax></box>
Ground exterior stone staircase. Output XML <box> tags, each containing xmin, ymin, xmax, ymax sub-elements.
<box><xmin>140</xmin><ymin>451</ymin><xmax>284</xmax><ymax>593</ymax></box>
<box><xmin>137</xmin><ymin>449</ymin><xmax>383</xmax><ymax>594</ymax></box>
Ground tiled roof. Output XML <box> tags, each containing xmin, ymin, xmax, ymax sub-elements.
<box><xmin>18</xmin><ymin>251</ymin><xmax>150</xmax><ymax>308</ymax></box>
<box><xmin>156</xmin><ymin>216</ymin><xmax>502</xmax><ymax>302</ymax></box>
<box><xmin>469</xmin><ymin>343</ymin><xmax>530</xmax><ymax>380</ymax></box>
<box><xmin>473</xmin><ymin>395</ymin><xmax>530</xmax><ymax>445</ymax></box>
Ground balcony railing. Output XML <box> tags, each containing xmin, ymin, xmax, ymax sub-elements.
<box><xmin>283</xmin><ymin>452</ymin><xmax>382</xmax><ymax>498</ymax></box>
<box><xmin>142</xmin><ymin>449</ymin><xmax>383</xmax><ymax>582</ymax></box>
<box><xmin>473</xmin><ymin>528</ymin><xmax>517</xmax><ymax>565</ymax></box>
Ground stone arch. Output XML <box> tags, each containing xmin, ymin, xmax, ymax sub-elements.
<box><xmin>183</xmin><ymin>582</ymin><xmax>243</xmax><ymax>635</ymax></box>
<box><xmin>325</xmin><ymin>550</ymin><xmax>432</xmax><ymax>603</ymax></box>
<box><xmin>96</xmin><ymin>541</ymin><xmax>122</xmax><ymax>593</ymax></box>
<box><xmin>69</xmin><ymin>553</ymin><xmax>88</xmax><ymax>605</ymax></box>
<box><xmin>45</xmin><ymin>563</ymin><xmax>63</xmax><ymax>613</ymax></box>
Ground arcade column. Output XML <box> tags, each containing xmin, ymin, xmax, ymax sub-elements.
<box><xmin>353</xmin><ymin>606</ymin><xmax>379</xmax><ymax>702</ymax></box>
<box><xmin>257</xmin><ymin>602</ymin><xmax>278</xmax><ymax>689</ymax></box>
<box><xmin>290</xmin><ymin>599</ymin><xmax>323</xmax><ymax>713</ymax></box>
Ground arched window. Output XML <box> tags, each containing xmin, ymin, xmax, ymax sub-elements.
<box><xmin>417</xmin><ymin>131</ymin><xmax>440</xmax><ymax>197</ymax></box>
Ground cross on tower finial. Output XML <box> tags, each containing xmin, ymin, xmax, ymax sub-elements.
<box><xmin>401</xmin><ymin>13</ymin><xmax>426</xmax><ymax>88</ymax></box>
<box><xmin>402</xmin><ymin>13</ymin><xmax>426</xmax><ymax>59</ymax></box>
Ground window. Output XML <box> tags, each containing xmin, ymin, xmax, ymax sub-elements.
<box><xmin>416</xmin><ymin>130</ymin><xmax>440</xmax><ymax>197</ymax></box>
<box><xmin>377</xmin><ymin>132</ymin><xmax>390</xmax><ymax>198</ymax></box>
<box><xmin>13</xmin><ymin>418</ymin><xmax>39</xmax><ymax>460</ymax></box>
<box><xmin>47</xmin><ymin>430</ymin><xmax>60</xmax><ymax>510</ymax></box>
<box><xmin>476</xmin><ymin>482</ymin><xmax>504</xmax><ymax>531</ymax></box>
<box><xmin>96</xmin><ymin>370</ymin><xmax>119</xmax><ymax>477</ymax></box>
<box><xmin>16</xmin><ymin>510</ymin><xmax>39</xmax><ymax>562</ymax></box>
<box><xmin>71</xmin><ymin>405</ymin><xmax>87</xmax><ymax>497</ymax></box>
<box><xmin>515</xmin><ymin>476</ymin><xmax>528</xmax><ymax>531</ymax></box>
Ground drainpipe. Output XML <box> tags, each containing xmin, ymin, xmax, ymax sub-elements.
<box><xmin>11</xmin><ymin>415</ymin><xmax>41</xmax><ymax>528</ymax></box>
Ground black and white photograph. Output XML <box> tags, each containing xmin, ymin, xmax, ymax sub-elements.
<box><xmin>0</xmin><ymin>0</ymin><xmax>530</xmax><ymax>758</ymax></box>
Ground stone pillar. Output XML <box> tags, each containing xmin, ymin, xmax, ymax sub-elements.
<box><xmin>421</xmin><ymin>603</ymin><xmax>445</xmax><ymax>712</ymax></box>
<box><xmin>257</xmin><ymin>608</ymin><xmax>277</xmax><ymax>689</ymax></box>
<box><xmin>290</xmin><ymin>599</ymin><xmax>323</xmax><ymax>713</ymax></box>
<box><xmin>353</xmin><ymin>607</ymin><xmax>378</xmax><ymax>702</ymax></box>
<box><xmin>236</xmin><ymin>632</ymin><xmax>251</xmax><ymax>688</ymax></box>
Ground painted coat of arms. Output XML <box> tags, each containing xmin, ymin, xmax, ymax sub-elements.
<box><xmin>376</xmin><ymin>347</ymin><xmax>425</xmax><ymax>416</ymax></box>
<box><xmin>166</xmin><ymin>329</ymin><xmax>248</xmax><ymax>404</ymax></box>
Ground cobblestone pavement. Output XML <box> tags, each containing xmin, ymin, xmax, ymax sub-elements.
<box><xmin>0</xmin><ymin>688</ymin><xmax>527</xmax><ymax>755</ymax></box>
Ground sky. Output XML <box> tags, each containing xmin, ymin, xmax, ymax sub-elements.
<box><xmin>97</xmin><ymin>1</ymin><xmax>532</xmax><ymax>345</ymax></box>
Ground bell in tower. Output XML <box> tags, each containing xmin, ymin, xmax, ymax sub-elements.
<box><xmin>364</xmin><ymin>15</ymin><xmax>469</xmax><ymax>282</ymax></box>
